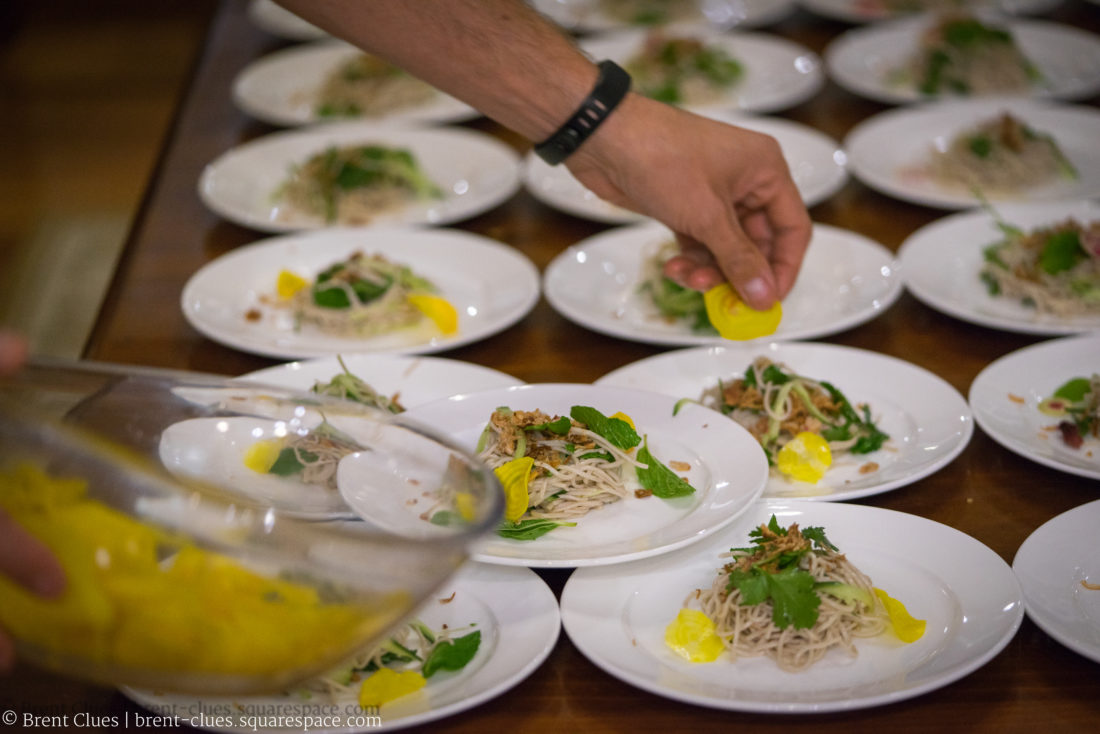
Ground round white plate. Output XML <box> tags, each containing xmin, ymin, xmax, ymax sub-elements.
<box><xmin>1013</xmin><ymin>499</ymin><xmax>1100</xmax><ymax>664</ymax></box>
<box><xmin>579</xmin><ymin>28</ymin><xmax>823</xmax><ymax>114</ymax></box>
<box><xmin>561</xmin><ymin>498</ymin><xmax>1023</xmax><ymax>713</ymax></box>
<box><xmin>181</xmin><ymin>228</ymin><xmax>540</xmax><ymax>359</ymax></box>
<box><xmin>798</xmin><ymin>0</ymin><xmax>1063</xmax><ymax>25</ymax></box>
<box><xmin>122</xmin><ymin>563</ymin><xmax>561</xmax><ymax>733</ymax></box>
<box><xmin>199</xmin><ymin>123</ymin><xmax>522</xmax><ymax>233</ymax></box>
<box><xmin>543</xmin><ymin>220</ymin><xmax>901</xmax><ymax>346</ymax></box>
<box><xmin>523</xmin><ymin>111</ymin><xmax>848</xmax><ymax>223</ymax></box>
<box><xmin>232</xmin><ymin>41</ymin><xmax>479</xmax><ymax>128</ymax></box>
<box><xmin>899</xmin><ymin>200</ymin><xmax>1100</xmax><ymax>335</ymax></box>
<box><xmin>247</xmin><ymin>0</ymin><xmax>327</xmax><ymax>40</ymax></box>
<box><xmin>826</xmin><ymin>16</ymin><xmax>1100</xmax><ymax>105</ymax></box>
<box><xmin>968</xmin><ymin>334</ymin><xmax>1100</xmax><ymax>480</ymax></box>
<box><xmin>239</xmin><ymin>355</ymin><xmax>523</xmax><ymax>408</ymax></box>
<box><xmin>530</xmin><ymin>0</ymin><xmax>797</xmax><ymax>32</ymax></box>
<box><xmin>596</xmin><ymin>342</ymin><xmax>973</xmax><ymax>501</ymax></box>
<box><xmin>386</xmin><ymin>383</ymin><xmax>768</xmax><ymax>567</ymax></box>
<box><xmin>844</xmin><ymin>98</ymin><xmax>1100</xmax><ymax>210</ymax></box>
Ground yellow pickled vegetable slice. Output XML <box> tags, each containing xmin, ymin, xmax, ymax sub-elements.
<box><xmin>358</xmin><ymin>668</ymin><xmax>427</xmax><ymax>708</ymax></box>
<box><xmin>776</xmin><ymin>431</ymin><xmax>832</xmax><ymax>483</ymax></box>
<box><xmin>665</xmin><ymin>608</ymin><xmax>725</xmax><ymax>663</ymax></box>
<box><xmin>242</xmin><ymin>438</ymin><xmax>284</xmax><ymax>473</ymax></box>
<box><xmin>407</xmin><ymin>293</ymin><xmax>458</xmax><ymax>335</ymax></box>
<box><xmin>874</xmin><ymin>588</ymin><xmax>926</xmax><ymax>643</ymax></box>
<box><xmin>494</xmin><ymin>456</ymin><xmax>535</xmax><ymax>523</ymax></box>
<box><xmin>453</xmin><ymin>491</ymin><xmax>475</xmax><ymax>522</ymax></box>
<box><xmin>277</xmin><ymin>270</ymin><xmax>308</xmax><ymax>300</ymax></box>
<box><xmin>703</xmin><ymin>284</ymin><xmax>782</xmax><ymax>341</ymax></box>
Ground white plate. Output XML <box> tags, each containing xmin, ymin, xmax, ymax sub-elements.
<box><xmin>384</xmin><ymin>384</ymin><xmax>768</xmax><ymax>567</ymax></box>
<box><xmin>561</xmin><ymin>498</ymin><xmax>1023</xmax><ymax>713</ymax></box>
<box><xmin>181</xmin><ymin>228</ymin><xmax>540</xmax><ymax>359</ymax></box>
<box><xmin>968</xmin><ymin>334</ymin><xmax>1100</xmax><ymax>480</ymax></box>
<box><xmin>122</xmin><ymin>563</ymin><xmax>561</xmax><ymax>733</ymax></box>
<box><xmin>596</xmin><ymin>342</ymin><xmax>973</xmax><ymax>501</ymax></box>
<box><xmin>844</xmin><ymin>98</ymin><xmax>1100</xmax><ymax>209</ymax></box>
<box><xmin>523</xmin><ymin>111</ymin><xmax>848</xmax><ymax>223</ymax></box>
<box><xmin>530</xmin><ymin>0</ymin><xmax>797</xmax><ymax>31</ymax></box>
<box><xmin>239</xmin><ymin>355</ymin><xmax>524</xmax><ymax>408</ymax></box>
<box><xmin>798</xmin><ymin>0</ymin><xmax>1063</xmax><ymax>25</ymax></box>
<box><xmin>247</xmin><ymin>0</ymin><xmax>327</xmax><ymax>40</ymax></box>
<box><xmin>899</xmin><ymin>200</ymin><xmax>1100</xmax><ymax>335</ymax></box>
<box><xmin>826</xmin><ymin>16</ymin><xmax>1100</xmax><ymax>105</ymax></box>
<box><xmin>232</xmin><ymin>41</ymin><xmax>479</xmax><ymax>128</ymax></box>
<box><xmin>543</xmin><ymin>220</ymin><xmax>901</xmax><ymax>346</ymax></box>
<box><xmin>1013</xmin><ymin>499</ymin><xmax>1100</xmax><ymax>664</ymax></box>
<box><xmin>199</xmin><ymin>123</ymin><xmax>522</xmax><ymax>233</ymax></box>
<box><xmin>579</xmin><ymin>29</ymin><xmax>823</xmax><ymax>114</ymax></box>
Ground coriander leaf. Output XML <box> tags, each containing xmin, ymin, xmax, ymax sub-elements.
<box><xmin>765</xmin><ymin>567</ymin><xmax>820</xmax><ymax>630</ymax></box>
<box><xmin>728</xmin><ymin>568</ymin><xmax>768</xmax><ymax>605</ymax></box>
<box><xmin>497</xmin><ymin>518</ymin><xmax>576</xmax><ymax>541</ymax></box>
<box><xmin>761</xmin><ymin>365</ymin><xmax>790</xmax><ymax>385</ymax></box>
<box><xmin>569</xmin><ymin>406</ymin><xmax>641</xmax><ymax>449</ymax></box>
<box><xmin>635</xmin><ymin>438</ymin><xmax>695</xmax><ymax>499</ymax></box>
<box><xmin>801</xmin><ymin>526</ymin><xmax>838</xmax><ymax>552</ymax></box>
<box><xmin>422</xmin><ymin>631</ymin><xmax>481</xmax><ymax>679</ymax></box>
<box><xmin>524</xmin><ymin>416</ymin><xmax>572</xmax><ymax>435</ymax></box>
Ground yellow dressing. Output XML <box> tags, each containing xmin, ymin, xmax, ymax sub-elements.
<box><xmin>664</xmin><ymin>608</ymin><xmax>725</xmax><ymax>663</ymax></box>
<box><xmin>702</xmin><ymin>284</ymin><xmax>782</xmax><ymax>341</ymax></box>
<box><xmin>358</xmin><ymin>668</ymin><xmax>427</xmax><ymax>708</ymax></box>
<box><xmin>776</xmin><ymin>431</ymin><xmax>833</xmax><ymax>483</ymax></box>
<box><xmin>494</xmin><ymin>456</ymin><xmax>534</xmax><ymax>523</ymax></box>
<box><xmin>874</xmin><ymin>588</ymin><xmax>926</xmax><ymax>643</ymax></box>
<box><xmin>407</xmin><ymin>293</ymin><xmax>458</xmax><ymax>335</ymax></box>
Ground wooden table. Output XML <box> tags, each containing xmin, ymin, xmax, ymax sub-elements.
<box><xmin>12</xmin><ymin>1</ymin><xmax>1100</xmax><ymax>731</ymax></box>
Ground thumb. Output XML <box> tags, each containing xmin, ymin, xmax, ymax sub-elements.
<box><xmin>702</xmin><ymin>211</ymin><xmax>778</xmax><ymax>311</ymax></box>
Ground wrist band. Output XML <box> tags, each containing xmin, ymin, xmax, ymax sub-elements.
<box><xmin>533</xmin><ymin>60</ymin><xmax>632</xmax><ymax>166</ymax></box>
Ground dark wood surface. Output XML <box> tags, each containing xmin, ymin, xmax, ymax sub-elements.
<box><xmin>12</xmin><ymin>1</ymin><xmax>1100</xmax><ymax>731</ymax></box>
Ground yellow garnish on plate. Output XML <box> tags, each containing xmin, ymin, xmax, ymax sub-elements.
<box><xmin>276</xmin><ymin>269</ymin><xmax>308</xmax><ymax>300</ymax></box>
<box><xmin>776</xmin><ymin>431</ymin><xmax>832</xmax><ymax>483</ymax></box>
<box><xmin>358</xmin><ymin>668</ymin><xmax>427</xmax><ymax>708</ymax></box>
<box><xmin>242</xmin><ymin>438</ymin><xmax>284</xmax><ymax>474</ymax></box>
<box><xmin>453</xmin><ymin>491</ymin><xmax>476</xmax><ymax>522</ymax></box>
<box><xmin>494</xmin><ymin>456</ymin><xmax>535</xmax><ymax>523</ymax></box>
<box><xmin>664</xmin><ymin>608</ymin><xmax>724</xmax><ymax>663</ymax></box>
<box><xmin>407</xmin><ymin>293</ymin><xmax>458</xmax><ymax>335</ymax></box>
<box><xmin>874</xmin><ymin>588</ymin><xmax>926</xmax><ymax>643</ymax></box>
<box><xmin>609</xmin><ymin>411</ymin><xmax>635</xmax><ymax>429</ymax></box>
<box><xmin>703</xmin><ymin>284</ymin><xmax>782</xmax><ymax>341</ymax></box>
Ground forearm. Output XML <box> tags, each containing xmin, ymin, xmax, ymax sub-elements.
<box><xmin>275</xmin><ymin>0</ymin><xmax>598</xmax><ymax>142</ymax></box>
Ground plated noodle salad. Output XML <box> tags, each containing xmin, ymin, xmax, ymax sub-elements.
<box><xmin>624</xmin><ymin>33</ymin><xmax>744</xmax><ymax>106</ymax></box>
<box><xmin>980</xmin><ymin>216</ymin><xmax>1100</xmax><ymax>317</ymax></box>
<box><xmin>695</xmin><ymin>356</ymin><xmax>889</xmax><ymax>483</ymax></box>
<box><xmin>276</xmin><ymin>144</ymin><xmax>442</xmax><ymax>225</ymax></box>
<box><xmin>666</xmin><ymin>516</ymin><xmax>923</xmax><ymax>672</ymax></box>
<box><xmin>314</xmin><ymin>53</ymin><xmax>437</xmax><ymax>119</ymax></box>
<box><xmin>476</xmin><ymin>405</ymin><xmax>696</xmax><ymax>541</ymax></box>
<box><xmin>927</xmin><ymin>112</ymin><xmax>1076</xmax><ymax>193</ymax></box>
<box><xmin>894</xmin><ymin>14</ymin><xmax>1038</xmax><ymax>96</ymax></box>
<box><xmin>1039</xmin><ymin>374</ymin><xmax>1099</xmax><ymax>450</ymax></box>
<box><xmin>269</xmin><ymin>251</ymin><xmax>458</xmax><ymax>340</ymax></box>
<box><xmin>600</xmin><ymin>0</ymin><xmax>697</xmax><ymax>25</ymax></box>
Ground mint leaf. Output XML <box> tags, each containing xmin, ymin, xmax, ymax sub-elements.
<box><xmin>1039</xmin><ymin>231</ymin><xmax>1085</xmax><ymax>275</ymax></box>
<box><xmin>635</xmin><ymin>438</ymin><xmax>695</xmax><ymax>499</ymax></box>
<box><xmin>268</xmin><ymin>448</ymin><xmax>311</xmax><ymax>476</ymax></box>
<box><xmin>1054</xmin><ymin>377</ymin><xmax>1091</xmax><ymax>403</ymax></box>
<box><xmin>497</xmin><ymin>518</ymin><xmax>576</xmax><ymax>541</ymax></box>
<box><xmin>422</xmin><ymin>631</ymin><xmax>481</xmax><ymax>678</ymax></box>
<box><xmin>524</xmin><ymin>416</ymin><xmax>572</xmax><ymax>435</ymax></box>
<box><xmin>569</xmin><ymin>406</ymin><xmax>640</xmax><ymax>449</ymax></box>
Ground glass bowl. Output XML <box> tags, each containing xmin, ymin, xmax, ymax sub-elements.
<box><xmin>0</xmin><ymin>358</ymin><xmax>502</xmax><ymax>694</ymax></box>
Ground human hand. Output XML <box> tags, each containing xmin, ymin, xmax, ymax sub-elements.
<box><xmin>566</xmin><ymin>95</ymin><xmax>812</xmax><ymax>311</ymax></box>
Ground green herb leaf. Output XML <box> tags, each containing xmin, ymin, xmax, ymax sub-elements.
<box><xmin>801</xmin><ymin>526</ymin><xmax>838</xmax><ymax>552</ymax></box>
<box><xmin>1054</xmin><ymin>377</ymin><xmax>1092</xmax><ymax>403</ymax></box>
<box><xmin>1039</xmin><ymin>230</ymin><xmax>1085</xmax><ymax>275</ymax></box>
<box><xmin>497</xmin><ymin>518</ymin><xmax>576</xmax><ymax>541</ymax></box>
<box><xmin>524</xmin><ymin>416</ymin><xmax>572</xmax><ymax>435</ymax></box>
<box><xmin>422</xmin><ymin>631</ymin><xmax>481</xmax><ymax>679</ymax></box>
<box><xmin>635</xmin><ymin>438</ymin><xmax>696</xmax><ymax>499</ymax></box>
<box><xmin>569</xmin><ymin>406</ymin><xmax>641</xmax><ymax>449</ymax></box>
<box><xmin>268</xmin><ymin>447</ymin><xmax>312</xmax><ymax>476</ymax></box>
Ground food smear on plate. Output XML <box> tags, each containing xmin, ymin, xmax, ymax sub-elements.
<box><xmin>1038</xmin><ymin>374</ymin><xmax>1099</xmax><ymax>449</ymax></box>
<box><xmin>625</xmin><ymin>33</ymin><xmax>744</xmax><ymax>106</ymax></box>
<box><xmin>0</xmin><ymin>462</ymin><xmax>401</xmax><ymax>678</ymax></box>
<box><xmin>268</xmin><ymin>251</ymin><xmax>458</xmax><ymax>340</ymax></box>
<box><xmin>313</xmin><ymin>53</ymin><xmax>437</xmax><ymax>119</ymax></box>
<box><xmin>694</xmin><ymin>356</ymin><xmax>888</xmax><ymax>482</ymax></box>
<box><xmin>892</xmin><ymin>14</ymin><xmax>1038</xmax><ymax>96</ymax></box>
<box><xmin>980</xmin><ymin>217</ymin><xmax>1100</xmax><ymax>317</ymax></box>
<box><xmin>244</xmin><ymin>418</ymin><xmax>365</xmax><ymax>491</ymax></box>
<box><xmin>275</xmin><ymin>144</ymin><xmax>442</xmax><ymax>225</ymax></box>
<box><xmin>924</xmin><ymin>112</ymin><xmax>1077</xmax><ymax>194</ymax></box>
<box><xmin>666</xmin><ymin>515</ymin><xmax>923</xmax><ymax>671</ymax></box>
<box><xmin>307</xmin><ymin>355</ymin><xmax>406</xmax><ymax>413</ymax></box>
<box><xmin>474</xmin><ymin>405</ymin><xmax>695</xmax><ymax>540</ymax></box>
